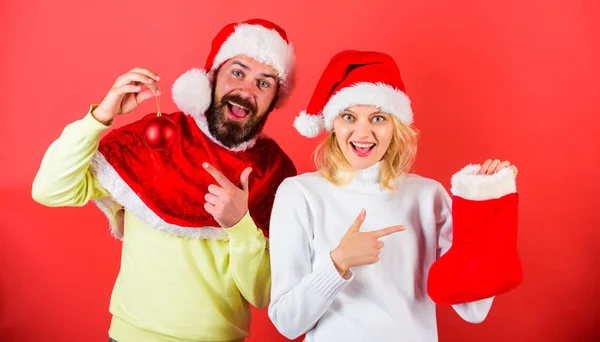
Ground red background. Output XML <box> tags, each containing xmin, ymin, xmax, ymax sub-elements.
<box><xmin>2</xmin><ymin>0</ymin><xmax>599</xmax><ymax>341</ymax></box>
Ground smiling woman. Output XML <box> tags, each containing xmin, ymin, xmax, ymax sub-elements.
<box><xmin>267</xmin><ymin>50</ymin><xmax>522</xmax><ymax>342</ymax></box>
<box><xmin>315</xmin><ymin>104</ymin><xmax>419</xmax><ymax>189</ymax></box>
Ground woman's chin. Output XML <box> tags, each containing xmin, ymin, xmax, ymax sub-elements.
<box><xmin>348</xmin><ymin>159</ymin><xmax>378</xmax><ymax>170</ymax></box>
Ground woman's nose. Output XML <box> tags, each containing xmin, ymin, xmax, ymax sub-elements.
<box><xmin>353</xmin><ymin>121</ymin><xmax>373</xmax><ymax>138</ymax></box>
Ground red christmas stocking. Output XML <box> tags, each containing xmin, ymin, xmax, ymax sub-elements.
<box><xmin>427</xmin><ymin>165</ymin><xmax>523</xmax><ymax>305</ymax></box>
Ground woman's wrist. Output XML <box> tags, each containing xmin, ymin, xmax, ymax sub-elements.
<box><xmin>330</xmin><ymin>249</ymin><xmax>349</xmax><ymax>277</ymax></box>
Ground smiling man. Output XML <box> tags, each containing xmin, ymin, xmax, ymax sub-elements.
<box><xmin>32</xmin><ymin>19</ymin><xmax>297</xmax><ymax>342</ymax></box>
<box><xmin>205</xmin><ymin>55</ymin><xmax>281</xmax><ymax>148</ymax></box>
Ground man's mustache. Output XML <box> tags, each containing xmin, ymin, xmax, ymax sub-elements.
<box><xmin>221</xmin><ymin>94</ymin><xmax>257</xmax><ymax>115</ymax></box>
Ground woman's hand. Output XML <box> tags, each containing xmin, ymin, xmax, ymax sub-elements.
<box><xmin>478</xmin><ymin>159</ymin><xmax>518</xmax><ymax>178</ymax></box>
<box><xmin>330</xmin><ymin>209</ymin><xmax>405</xmax><ymax>278</ymax></box>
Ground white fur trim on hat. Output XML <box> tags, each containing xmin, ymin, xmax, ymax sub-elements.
<box><xmin>321</xmin><ymin>82</ymin><xmax>413</xmax><ymax>131</ymax></box>
<box><xmin>212</xmin><ymin>23</ymin><xmax>295</xmax><ymax>86</ymax></box>
<box><xmin>171</xmin><ymin>68</ymin><xmax>212</xmax><ymax>120</ymax></box>
<box><xmin>451</xmin><ymin>164</ymin><xmax>517</xmax><ymax>201</ymax></box>
<box><xmin>293</xmin><ymin>110</ymin><xmax>325</xmax><ymax>138</ymax></box>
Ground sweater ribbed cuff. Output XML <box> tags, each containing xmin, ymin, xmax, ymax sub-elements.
<box><xmin>81</xmin><ymin>105</ymin><xmax>111</xmax><ymax>141</ymax></box>
<box><xmin>310</xmin><ymin>256</ymin><xmax>351</xmax><ymax>301</ymax></box>
<box><xmin>225</xmin><ymin>211</ymin><xmax>265</xmax><ymax>249</ymax></box>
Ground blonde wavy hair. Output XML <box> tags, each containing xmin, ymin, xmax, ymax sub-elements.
<box><xmin>313</xmin><ymin>116</ymin><xmax>419</xmax><ymax>190</ymax></box>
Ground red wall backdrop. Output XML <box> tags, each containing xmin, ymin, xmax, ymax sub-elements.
<box><xmin>1</xmin><ymin>0</ymin><xmax>599</xmax><ymax>341</ymax></box>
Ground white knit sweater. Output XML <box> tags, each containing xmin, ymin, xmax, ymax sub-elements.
<box><xmin>268</xmin><ymin>162</ymin><xmax>494</xmax><ymax>342</ymax></box>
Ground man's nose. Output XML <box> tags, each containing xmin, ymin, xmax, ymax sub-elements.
<box><xmin>237</xmin><ymin>78</ymin><xmax>255</xmax><ymax>97</ymax></box>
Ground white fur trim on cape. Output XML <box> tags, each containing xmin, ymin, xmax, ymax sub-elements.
<box><xmin>293</xmin><ymin>110</ymin><xmax>325</xmax><ymax>138</ymax></box>
<box><xmin>451</xmin><ymin>164</ymin><xmax>517</xmax><ymax>201</ymax></box>
<box><xmin>212</xmin><ymin>23</ymin><xmax>295</xmax><ymax>88</ymax></box>
<box><xmin>90</xmin><ymin>152</ymin><xmax>229</xmax><ymax>240</ymax></box>
<box><xmin>172</xmin><ymin>68</ymin><xmax>212</xmax><ymax>120</ymax></box>
<box><xmin>321</xmin><ymin>82</ymin><xmax>413</xmax><ymax>131</ymax></box>
<box><xmin>93</xmin><ymin>196</ymin><xmax>125</xmax><ymax>239</ymax></box>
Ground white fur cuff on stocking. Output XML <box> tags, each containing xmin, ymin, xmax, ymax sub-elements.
<box><xmin>451</xmin><ymin>164</ymin><xmax>517</xmax><ymax>201</ymax></box>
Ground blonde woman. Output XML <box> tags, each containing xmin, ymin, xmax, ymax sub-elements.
<box><xmin>267</xmin><ymin>50</ymin><xmax>521</xmax><ymax>341</ymax></box>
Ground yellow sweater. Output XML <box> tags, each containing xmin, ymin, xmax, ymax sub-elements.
<box><xmin>32</xmin><ymin>107</ymin><xmax>271</xmax><ymax>342</ymax></box>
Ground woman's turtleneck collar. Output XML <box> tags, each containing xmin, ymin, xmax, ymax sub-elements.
<box><xmin>336</xmin><ymin>162</ymin><xmax>388</xmax><ymax>193</ymax></box>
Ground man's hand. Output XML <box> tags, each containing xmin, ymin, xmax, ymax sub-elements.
<box><xmin>202</xmin><ymin>162</ymin><xmax>252</xmax><ymax>228</ymax></box>
<box><xmin>92</xmin><ymin>67</ymin><xmax>161</xmax><ymax>125</ymax></box>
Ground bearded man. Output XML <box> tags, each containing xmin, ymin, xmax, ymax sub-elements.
<box><xmin>32</xmin><ymin>18</ymin><xmax>297</xmax><ymax>342</ymax></box>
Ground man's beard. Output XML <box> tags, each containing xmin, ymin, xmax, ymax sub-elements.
<box><xmin>205</xmin><ymin>93</ymin><xmax>274</xmax><ymax>148</ymax></box>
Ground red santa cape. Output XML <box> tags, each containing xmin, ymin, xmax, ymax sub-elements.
<box><xmin>86</xmin><ymin>19</ymin><xmax>297</xmax><ymax>240</ymax></box>
<box><xmin>90</xmin><ymin>111</ymin><xmax>296</xmax><ymax>240</ymax></box>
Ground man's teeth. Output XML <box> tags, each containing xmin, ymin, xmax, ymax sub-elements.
<box><xmin>229</xmin><ymin>102</ymin><xmax>248</xmax><ymax>110</ymax></box>
<box><xmin>352</xmin><ymin>142</ymin><xmax>375</xmax><ymax>148</ymax></box>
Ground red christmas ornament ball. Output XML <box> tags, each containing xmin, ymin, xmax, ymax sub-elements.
<box><xmin>143</xmin><ymin>116</ymin><xmax>177</xmax><ymax>150</ymax></box>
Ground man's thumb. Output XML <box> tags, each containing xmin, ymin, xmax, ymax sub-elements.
<box><xmin>240</xmin><ymin>167</ymin><xmax>252</xmax><ymax>192</ymax></box>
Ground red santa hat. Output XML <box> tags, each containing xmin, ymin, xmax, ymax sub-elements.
<box><xmin>172</xmin><ymin>19</ymin><xmax>295</xmax><ymax>118</ymax></box>
<box><xmin>294</xmin><ymin>50</ymin><xmax>413</xmax><ymax>138</ymax></box>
